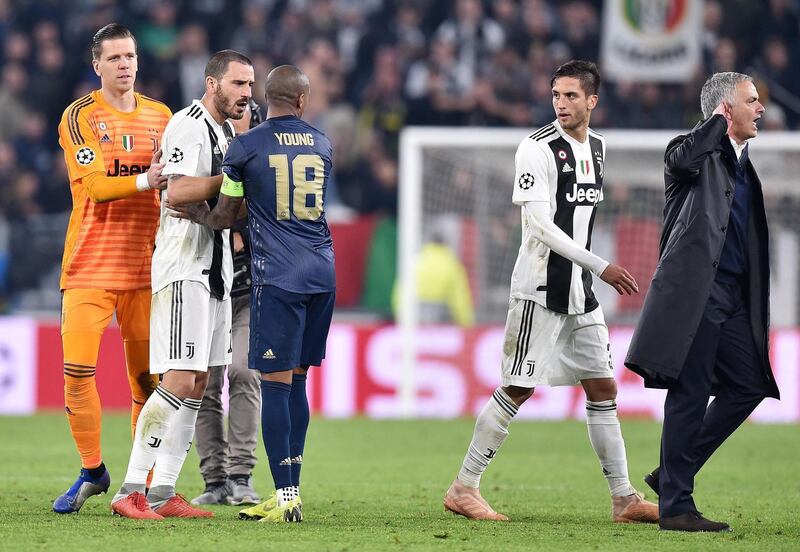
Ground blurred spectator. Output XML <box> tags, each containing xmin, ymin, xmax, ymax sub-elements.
<box><xmin>137</xmin><ymin>1</ymin><xmax>180</xmax><ymax>61</ymax></box>
<box><xmin>0</xmin><ymin>63</ymin><xmax>30</xmax><ymax>142</ymax></box>
<box><xmin>267</xmin><ymin>8</ymin><xmax>310</xmax><ymax>64</ymax></box>
<box><xmin>392</xmin><ymin>233</ymin><xmax>475</xmax><ymax>327</ymax></box>
<box><xmin>435</xmin><ymin>0</ymin><xmax>505</xmax><ymax>91</ymax></box>
<box><xmin>0</xmin><ymin>140</ymin><xmax>16</xmax><ymax>195</ymax></box>
<box><xmin>405</xmin><ymin>37</ymin><xmax>474</xmax><ymax>125</ymax></box>
<box><xmin>558</xmin><ymin>1</ymin><xmax>599</xmax><ymax>61</ymax></box>
<box><xmin>483</xmin><ymin>45</ymin><xmax>532</xmax><ymax>126</ymax></box>
<box><xmin>27</xmin><ymin>41</ymin><xmax>69</xmax><ymax>132</ymax></box>
<box><xmin>759</xmin><ymin>36</ymin><xmax>800</xmax><ymax>127</ymax></box>
<box><xmin>0</xmin><ymin>0</ymin><xmax>14</xmax><ymax>51</ymax></box>
<box><xmin>231</xmin><ymin>2</ymin><xmax>273</xmax><ymax>55</ymax></box>
<box><xmin>759</xmin><ymin>0</ymin><xmax>800</xmax><ymax>47</ymax></box>
<box><xmin>176</xmin><ymin>23</ymin><xmax>210</xmax><ymax>106</ymax></box>
<box><xmin>338</xmin><ymin>141</ymin><xmax>397</xmax><ymax>215</ymax></box>
<box><xmin>5</xmin><ymin>171</ymin><xmax>41</xmax><ymax>222</ymax></box>
<box><xmin>357</xmin><ymin>46</ymin><xmax>407</xmax><ymax>157</ymax></box>
<box><xmin>12</xmin><ymin>112</ymin><xmax>50</xmax><ymax>182</ymax></box>
<box><xmin>4</xmin><ymin>30</ymin><xmax>31</xmax><ymax>65</ymax></box>
<box><xmin>711</xmin><ymin>38</ymin><xmax>738</xmax><ymax>73</ymax></box>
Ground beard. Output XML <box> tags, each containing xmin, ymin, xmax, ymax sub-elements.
<box><xmin>213</xmin><ymin>85</ymin><xmax>245</xmax><ymax>120</ymax></box>
<box><xmin>561</xmin><ymin>110</ymin><xmax>588</xmax><ymax>131</ymax></box>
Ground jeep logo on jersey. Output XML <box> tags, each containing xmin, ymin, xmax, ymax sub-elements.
<box><xmin>76</xmin><ymin>147</ymin><xmax>95</xmax><ymax>165</ymax></box>
<box><xmin>518</xmin><ymin>173</ymin><xmax>534</xmax><ymax>189</ymax></box>
<box><xmin>107</xmin><ymin>159</ymin><xmax>149</xmax><ymax>176</ymax></box>
<box><xmin>121</xmin><ymin>135</ymin><xmax>135</xmax><ymax>151</ymax></box>
<box><xmin>565</xmin><ymin>182</ymin><xmax>603</xmax><ymax>205</ymax></box>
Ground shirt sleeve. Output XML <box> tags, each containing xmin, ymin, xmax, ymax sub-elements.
<box><xmin>58</xmin><ymin>104</ymin><xmax>139</xmax><ymax>201</ymax></box>
<box><xmin>524</xmin><ymin>201</ymin><xmax>609</xmax><ymax>276</ymax></box>
<box><xmin>512</xmin><ymin>137</ymin><xmax>552</xmax><ymax>205</ymax></box>
<box><xmin>58</xmin><ymin>105</ymin><xmax>108</xmax><ymax>181</ymax></box>
<box><xmin>162</xmin><ymin>117</ymin><xmax>203</xmax><ymax>177</ymax></box>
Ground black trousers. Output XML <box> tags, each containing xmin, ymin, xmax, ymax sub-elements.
<box><xmin>659</xmin><ymin>279</ymin><xmax>769</xmax><ymax>517</ymax></box>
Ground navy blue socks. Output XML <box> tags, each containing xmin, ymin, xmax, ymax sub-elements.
<box><xmin>288</xmin><ymin>373</ymin><xmax>310</xmax><ymax>487</ymax></box>
<box><xmin>260</xmin><ymin>380</ymin><xmax>292</xmax><ymax>490</ymax></box>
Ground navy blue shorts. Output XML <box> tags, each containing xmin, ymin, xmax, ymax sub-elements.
<box><xmin>249</xmin><ymin>284</ymin><xmax>335</xmax><ymax>373</ymax></box>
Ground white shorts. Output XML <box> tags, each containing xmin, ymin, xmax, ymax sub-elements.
<box><xmin>150</xmin><ymin>280</ymin><xmax>232</xmax><ymax>374</ymax></box>
<box><xmin>501</xmin><ymin>298</ymin><xmax>613</xmax><ymax>387</ymax></box>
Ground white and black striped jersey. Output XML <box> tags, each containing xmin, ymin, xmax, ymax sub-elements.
<box><xmin>152</xmin><ymin>99</ymin><xmax>235</xmax><ymax>300</ymax></box>
<box><xmin>510</xmin><ymin>119</ymin><xmax>606</xmax><ymax>315</ymax></box>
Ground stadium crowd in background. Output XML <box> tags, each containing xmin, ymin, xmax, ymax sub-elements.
<box><xmin>0</xmin><ymin>0</ymin><xmax>798</xmax><ymax>310</ymax></box>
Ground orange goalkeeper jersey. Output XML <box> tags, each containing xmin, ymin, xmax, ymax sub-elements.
<box><xmin>58</xmin><ymin>90</ymin><xmax>172</xmax><ymax>290</ymax></box>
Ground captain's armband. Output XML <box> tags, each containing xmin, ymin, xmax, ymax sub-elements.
<box><xmin>220</xmin><ymin>174</ymin><xmax>244</xmax><ymax>197</ymax></box>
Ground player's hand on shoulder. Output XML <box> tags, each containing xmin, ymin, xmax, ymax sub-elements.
<box><xmin>600</xmin><ymin>263</ymin><xmax>639</xmax><ymax>295</ymax></box>
<box><xmin>166</xmin><ymin>199</ymin><xmax>210</xmax><ymax>224</ymax></box>
<box><xmin>147</xmin><ymin>150</ymin><xmax>167</xmax><ymax>190</ymax></box>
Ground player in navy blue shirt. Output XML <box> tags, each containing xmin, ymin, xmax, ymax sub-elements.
<box><xmin>171</xmin><ymin>65</ymin><xmax>335</xmax><ymax>522</ymax></box>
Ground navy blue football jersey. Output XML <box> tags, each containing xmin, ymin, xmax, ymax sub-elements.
<box><xmin>221</xmin><ymin>115</ymin><xmax>335</xmax><ymax>294</ymax></box>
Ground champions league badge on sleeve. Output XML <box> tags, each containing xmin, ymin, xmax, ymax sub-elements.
<box><xmin>169</xmin><ymin>147</ymin><xmax>184</xmax><ymax>163</ymax></box>
<box><xmin>76</xmin><ymin>147</ymin><xmax>95</xmax><ymax>165</ymax></box>
<box><xmin>518</xmin><ymin>173</ymin><xmax>535</xmax><ymax>190</ymax></box>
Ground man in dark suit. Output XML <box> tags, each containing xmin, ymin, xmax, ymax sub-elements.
<box><xmin>625</xmin><ymin>72</ymin><xmax>779</xmax><ymax>532</ymax></box>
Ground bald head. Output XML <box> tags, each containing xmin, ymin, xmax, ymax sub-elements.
<box><xmin>265</xmin><ymin>65</ymin><xmax>310</xmax><ymax>110</ymax></box>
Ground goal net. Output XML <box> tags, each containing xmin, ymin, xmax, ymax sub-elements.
<box><xmin>396</xmin><ymin>127</ymin><xmax>800</xmax><ymax>414</ymax></box>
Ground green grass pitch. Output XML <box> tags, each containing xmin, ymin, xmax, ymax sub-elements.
<box><xmin>0</xmin><ymin>413</ymin><xmax>798</xmax><ymax>551</ymax></box>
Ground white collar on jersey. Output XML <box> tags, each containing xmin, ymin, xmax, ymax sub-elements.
<box><xmin>191</xmin><ymin>99</ymin><xmax>226</xmax><ymax>130</ymax></box>
<box><xmin>553</xmin><ymin>118</ymin><xmax>593</xmax><ymax>146</ymax></box>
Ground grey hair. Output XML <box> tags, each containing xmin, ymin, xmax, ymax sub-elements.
<box><xmin>700</xmin><ymin>72</ymin><xmax>753</xmax><ymax>118</ymax></box>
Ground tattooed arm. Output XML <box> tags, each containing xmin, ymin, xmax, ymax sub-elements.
<box><xmin>168</xmin><ymin>193</ymin><xmax>243</xmax><ymax>230</ymax></box>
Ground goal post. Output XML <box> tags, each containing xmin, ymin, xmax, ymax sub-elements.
<box><xmin>398</xmin><ymin>126</ymin><xmax>800</xmax><ymax>417</ymax></box>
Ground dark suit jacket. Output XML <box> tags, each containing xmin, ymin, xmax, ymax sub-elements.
<box><xmin>625</xmin><ymin>115</ymin><xmax>779</xmax><ymax>399</ymax></box>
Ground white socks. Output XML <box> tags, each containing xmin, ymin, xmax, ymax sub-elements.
<box><xmin>115</xmin><ymin>386</ymin><xmax>182</xmax><ymax>499</ymax></box>
<box><xmin>455</xmin><ymin>391</ymin><xmax>633</xmax><ymax>497</ymax></box>
<box><xmin>115</xmin><ymin>387</ymin><xmax>203</xmax><ymax>506</ymax></box>
<box><xmin>148</xmin><ymin>397</ymin><xmax>202</xmax><ymax>504</ymax></box>
<box><xmin>458</xmin><ymin>388</ymin><xmax>519</xmax><ymax>488</ymax></box>
<box><xmin>585</xmin><ymin>400</ymin><xmax>634</xmax><ymax>497</ymax></box>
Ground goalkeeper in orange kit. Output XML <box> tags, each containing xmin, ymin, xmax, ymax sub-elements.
<box><xmin>53</xmin><ymin>23</ymin><xmax>171</xmax><ymax>514</ymax></box>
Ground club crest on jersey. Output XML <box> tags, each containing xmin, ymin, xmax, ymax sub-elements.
<box><xmin>169</xmin><ymin>147</ymin><xmax>184</xmax><ymax>163</ymax></box>
<box><xmin>121</xmin><ymin>135</ymin><xmax>135</xmax><ymax>151</ymax></box>
<box><xmin>518</xmin><ymin>172</ymin><xmax>534</xmax><ymax>189</ymax></box>
<box><xmin>595</xmin><ymin>152</ymin><xmax>604</xmax><ymax>177</ymax></box>
<box><xmin>76</xmin><ymin>147</ymin><xmax>95</xmax><ymax>165</ymax></box>
<box><xmin>579</xmin><ymin>160</ymin><xmax>591</xmax><ymax>175</ymax></box>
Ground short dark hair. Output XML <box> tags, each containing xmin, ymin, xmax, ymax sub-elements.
<box><xmin>205</xmin><ymin>50</ymin><xmax>253</xmax><ymax>80</ymax></box>
<box><xmin>91</xmin><ymin>23</ymin><xmax>136</xmax><ymax>61</ymax></box>
<box><xmin>550</xmin><ymin>60</ymin><xmax>601</xmax><ymax>97</ymax></box>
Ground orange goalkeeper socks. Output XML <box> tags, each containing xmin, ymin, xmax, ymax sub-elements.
<box><xmin>64</xmin><ymin>363</ymin><xmax>103</xmax><ymax>469</ymax></box>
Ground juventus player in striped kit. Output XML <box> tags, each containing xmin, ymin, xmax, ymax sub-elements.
<box><xmin>111</xmin><ymin>51</ymin><xmax>255</xmax><ymax>519</ymax></box>
<box><xmin>443</xmin><ymin>61</ymin><xmax>658</xmax><ymax>523</ymax></box>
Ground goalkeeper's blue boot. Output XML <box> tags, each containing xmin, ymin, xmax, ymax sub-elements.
<box><xmin>53</xmin><ymin>467</ymin><xmax>111</xmax><ymax>514</ymax></box>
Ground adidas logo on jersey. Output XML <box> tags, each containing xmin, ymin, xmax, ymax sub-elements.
<box><xmin>262</xmin><ymin>348</ymin><xmax>276</xmax><ymax>360</ymax></box>
<box><xmin>562</xmin><ymin>163</ymin><xmax>574</xmax><ymax>173</ymax></box>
